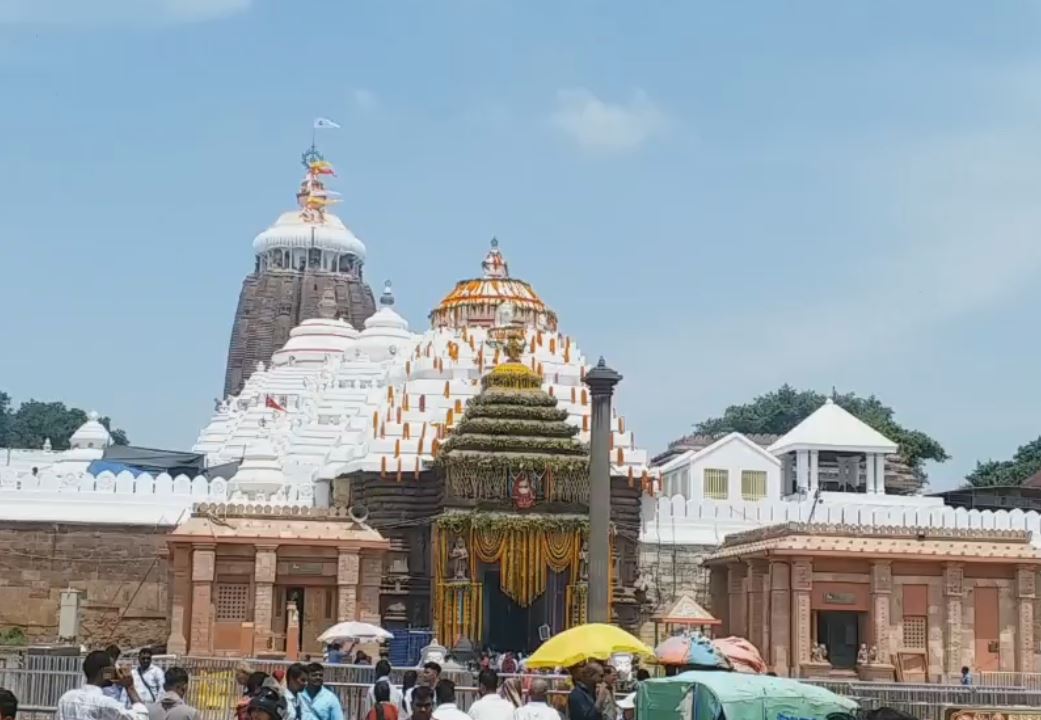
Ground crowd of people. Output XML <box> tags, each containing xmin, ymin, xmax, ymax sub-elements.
<box><xmin>0</xmin><ymin>648</ymin><xmax>638</xmax><ymax>720</ymax></box>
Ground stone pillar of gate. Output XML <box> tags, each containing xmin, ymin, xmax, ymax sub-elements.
<box><xmin>746</xmin><ymin>559</ymin><xmax>769</xmax><ymax>656</ymax></box>
<box><xmin>1016</xmin><ymin>565</ymin><xmax>1037</xmax><ymax>672</ymax></box>
<box><xmin>189</xmin><ymin>544</ymin><xmax>216</xmax><ymax>655</ymax></box>
<box><xmin>337</xmin><ymin>548</ymin><xmax>361</xmax><ymax>621</ymax></box>
<box><xmin>943</xmin><ymin>562</ymin><xmax>964</xmax><ymax>677</ymax></box>
<box><xmin>790</xmin><ymin>557</ymin><xmax>813</xmax><ymax>677</ymax></box>
<box><xmin>253</xmin><ymin>544</ymin><xmax>278</xmax><ymax>654</ymax></box>
<box><xmin>870</xmin><ymin>560</ymin><xmax>893</xmax><ymax>662</ymax></box>
<box><xmin>727</xmin><ymin>562</ymin><xmax>747</xmax><ymax>638</ymax></box>
<box><xmin>769</xmin><ymin>561</ymin><xmax>791</xmax><ymax>676</ymax></box>
<box><xmin>166</xmin><ymin>544</ymin><xmax>190</xmax><ymax>656</ymax></box>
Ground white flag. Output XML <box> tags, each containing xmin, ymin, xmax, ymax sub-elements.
<box><xmin>314</xmin><ymin>117</ymin><xmax>341</xmax><ymax>129</ymax></box>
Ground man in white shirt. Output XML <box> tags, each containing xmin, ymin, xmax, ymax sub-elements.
<box><xmin>513</xmin><ymin>679</ymin><xmax>560</xmax><ymax>720</ymax></box>
<box><xmin>132</xmin><ymin>650</ymin><xmax>165</xmax><ymax>705</ymax></box>
<box><xmin>58</xmin><ymin>650</ymin><xmax>150</xmax><ymax>720</ymax></box>
<box><xmin>431</xmin><ymin>681</ymin><xmax>469</xmax><ymax>720</ymax></box>
<box><xmin>468</xmin><ymin>671</ymin><xmax>515</xmax><ymax>720</ymax></box>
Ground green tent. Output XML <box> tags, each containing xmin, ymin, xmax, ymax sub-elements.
<box><xmin>636</xmin><ymin>671</ymin><xmax>858</xmax><ymax>720</ymax></box>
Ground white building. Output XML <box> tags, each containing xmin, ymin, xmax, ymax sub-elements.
<box><xmin>658</xmin><ymin>432</ymin><xmax>781</xmax><ymax>503</ymax></box>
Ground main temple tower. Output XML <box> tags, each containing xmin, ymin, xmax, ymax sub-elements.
<box><xmin>223</xmin><ymin>147</ymin><xmax>377</xmax><ymax>396</ymax></box>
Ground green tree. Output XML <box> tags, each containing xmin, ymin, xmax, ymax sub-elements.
<box><xmin>695</xmin><ymin>384</ymin><xmax>948</xmax><ymax>476</ymax></box>
<box><xmin>966</xmin><ymin>436</ymin><xmax>1041</xmax><ymax>487</ymax></box>
<box><xmin>2</xmin><ymin>396</ymin><xmax>130</xmax><ymax>449</ymax></box>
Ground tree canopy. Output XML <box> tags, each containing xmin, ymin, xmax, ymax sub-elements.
<box><xmin>965</xmin><ymin>436</ymin><xmax>1041</xmax><ymax>488</ymax></box>
<box><xmin>694</xmin><ymin>384</ymin><xmax>948</xmax><ymax>476</ymax></box>
<box><xmin>0</xmin><ymin>394</ymin><xmax>129</xmax><ymax>450</ymax></box>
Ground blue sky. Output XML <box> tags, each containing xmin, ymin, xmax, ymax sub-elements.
<box><xmin>2</xmin><ymin>1</ymin><xmax>1040</xmax><ymax>489</ymax></box>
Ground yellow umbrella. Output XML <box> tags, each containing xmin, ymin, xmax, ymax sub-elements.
<box><xmin>526</xmin><ymin>623</ymin><xmax>654</xmax><ymax>669</ymax></box>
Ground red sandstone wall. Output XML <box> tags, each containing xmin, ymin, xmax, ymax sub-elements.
<box><xmin>0</xmin><ymin>522</ymin><xmax>171</xmax><ymax>647</ymax></box>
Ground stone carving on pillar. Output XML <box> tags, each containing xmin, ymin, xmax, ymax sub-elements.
<box><xmin>337</xmin><ymin>549</ymin><xmax>361</xmax><ymax>621</ymax></box>
<box><xmin>1016</xmin><ymin>565</ymin><xmax>1037</xmax><ymax>673</ymax></box>
<box><xmin>943</xmin><ymin>562</ymin><xmax>964</xmax><ymax>677</ymax></box>
<box><xmin>253</xmin><ymin>546</ymin><xmax>277</xmax><ymax>655</ymax></box>
<box><xmin>790</xmin><ymin>558</ymin><xmax>813</xmax><ymax>672</ymax></box>
<box><xmin>189</xmin><ymin>545</ymin><xmax>216</xmax><ymax>655</ymax></box>
<box><xmin>861</xmin><ymin>560</ymin><xmax>897</xmax><ymax>682</ymax></box>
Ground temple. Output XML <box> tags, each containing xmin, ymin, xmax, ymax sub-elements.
<box><xmin>223</xmin><ymin>147</ymin><xmax>377</xmax><ymax>396</ymax></box>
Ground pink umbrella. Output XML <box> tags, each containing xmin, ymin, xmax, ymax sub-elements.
<box><xmin>711</xmin><ymin>637</ymin><xmax>767</xmax><ymax>674</ymax></box>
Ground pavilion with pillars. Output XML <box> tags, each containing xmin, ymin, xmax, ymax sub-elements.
<box><xmin>706</xmin><ymin>523</ymin><xmax>1041</xmax><ymax>681</ymax></box>
<box><xmin>166</xmin><ymin>504</ymin><xmax>388</xmax><ymax>657</ymax></box>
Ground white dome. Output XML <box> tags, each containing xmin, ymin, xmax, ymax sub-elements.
<box><xmin>70</xmin><ymin>411</ymin><xmax>112</xmax><ymax>450</ymax></box>
<box><xmin>253</xmin><ymin>211</ymin><xmax>367</xmax><ymax>259</ymax></box>
<box><xmin>230</xmin><ymin>436</ymin><xmax>284</xmax><ymax>495</ymax></box>
<box><xmin>357</xmin><ymin>281</ymin><xmax>413</xmax><ymax>361</ymax></box>
<box><xmin>271</xmin><ymin>318</ymin><xmax>359</xmax><ymax>366</ymax></box>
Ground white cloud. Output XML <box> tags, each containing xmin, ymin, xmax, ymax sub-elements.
<box><xmin>0</xmin><ymin>0</ymin><xmax>251</xmax><ymax>25</ymax></box>
<box><xmin>351</xmin><ymin>88</ymin><xmax>378</xmax><ymax>112</ymax></box>
<box><xmin>550</xmin><ymin>88</ymin><xmax>667</xmax><ymax>154</ymax></box>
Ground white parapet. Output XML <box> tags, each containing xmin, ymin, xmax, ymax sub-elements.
<box><xmin>0</xmin><ymin>469</ymin><xmax>312</xmax><ymax>526</ymax></box>
<box><xmin>639</xmin><ymin>493</ymin><xmax>1041</xmax><ymax>547</ymax></box>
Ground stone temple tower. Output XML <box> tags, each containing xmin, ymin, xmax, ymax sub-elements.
<box><xmin>223</xmin><ymin>147</ymin><xmax>376</xmax><ymax>396</ymax></box>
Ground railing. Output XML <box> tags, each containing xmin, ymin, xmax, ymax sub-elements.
<box><xmin>977</xmin><ymin>670</ymin><xmax>1041</xmax><ymax>690</ymax></box>
<box><xmin>804</xmin><ymin>679</ymin><xmax>1041</xmax><ymax>720</ymax></box>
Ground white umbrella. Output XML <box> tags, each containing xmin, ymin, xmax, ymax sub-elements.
<box><xmin>317</xmin><ymin>621</ymin><xmax>393</xmax><ymax>643</ymax></box>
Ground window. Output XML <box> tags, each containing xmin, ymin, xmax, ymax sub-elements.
<box><xmin>703</xmin><ymin>469</ymin><xmax>729</xmax><ymax>500</ymax></box>
<box><xmin>903</xmin><ymin>616</ymin><xmax>927</xmax><ymax>649</ymax></box>
<box><xmin>215</xmin><ymin>583</ymin><xmax>249</xmax><ymax>622</ymax></box>
<box><xmin>741</xmin><ymin>470</ymin><xmax>768</xmax><ymax>500</ymax></box>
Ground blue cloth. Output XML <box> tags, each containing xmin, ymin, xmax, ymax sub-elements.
<box><xmin>299</xmin><ymin>687</ymin><xmax>344</xmax><ymax>720</ymax></box>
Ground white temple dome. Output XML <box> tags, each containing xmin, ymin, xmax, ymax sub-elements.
<box><xmin>70</xmin><ymin>410</ymin><xmax>112</xmax><ymax>450</ymax></box>
<box><xmin>357</xmin><ymin>281</ymin><xmax>412</xmax><ymax>360</ymax></box>
<box><xmin>253</xmin><ymin>211</ymin><xmax>367</xmax><ymax>260</ymax></box>
<box><xmin>230</xmin><ymin>436</ymin><xmax>284</xmax><ymax>495</ymax></box>
<box><xmin>271</xmin><ymin>318</ymin><xmax>360</xmax><ymax>366</ymax></box>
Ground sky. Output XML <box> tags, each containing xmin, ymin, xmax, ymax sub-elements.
<box><xmin>1</xmin><ymin>1</ymin><xmax>1040</xmax><ymax>490</ymax></box>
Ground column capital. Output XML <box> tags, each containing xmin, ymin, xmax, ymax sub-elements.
<box><xmin>746</xmin><ymin>558</ymin><xmax>769</xmax><ymax>577</ymax></box>
<box><xmin>769</xmin><ymin>560</ymin><xmax>790</xmax><ymax>591</ymax></box>
<box><xmin>254</xmin><ymin>543</ymin><xmax>280</xmax><ymax>553</ymax></box>
<box><xmin>791</xmin><ymin>558</ymin><xmax>813</xmax><ymax>592</ymax></box>
<box><xmin>191</xmin><ymin>546</ymin><xmax>216</xmax><ymax>583</ymax></box>
<box><xmin>584</xmin><ymin>357</ymin><xmax>623</xmax><ymax>396</ymax></box>
<box><xmin>943</xmin><ymin>562</ymin><xmax>964</xmax><ymax>597</ymax></box>
<box><xmin>1016</xmin><ymin>565</ymin><xmax>1037</xmax><ymax>599</ymax></box>
<box><xmin>870</xmin><ymin>559</ymin><xmax>892</xmax><ymax>594</ymax></box>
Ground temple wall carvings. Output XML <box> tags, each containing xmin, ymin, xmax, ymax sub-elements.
<box><xmin>0</xmin><ymin>522</ymin><xmax>170</xmax><ymax>646</ymax></box>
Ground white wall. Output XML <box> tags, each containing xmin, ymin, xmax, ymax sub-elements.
<box><xmin>662</xmin><ymin>435</ymin><xmax>781</xmax><ymax>503</ymax></box>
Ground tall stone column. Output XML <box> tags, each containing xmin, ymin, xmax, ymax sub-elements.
<box><xmin>746</xmin><ymin>560</ymin><xmax>768</xmax><ymax>656</ymax></box>
<box><xmin>189</xmin><ymin>545</ymin><xmax>216</xmax><ymax>655</ymax></box>
<box><xmin>769</xmin><ymin>561</ymin><xmax>791</xmax><ymax>676</ymax></box>
<box><xmin>166</xmin><ymin>545</ymin><xmax>190</xmax><ymax>656</ymax></box>
<box><xmin>584</xmin><ymin>357</ymin><xmax>621</xmax><ymax>623</ymax></box>
<box><xmin>943</xmin><ymin>562</ymin><xmax>964</xmax><ymax>677</ymax></box>
<box><xmin>337</xmin><ymin>548</ymin><xmax>361</xmax><ymax>621</ymax></box>
<box><xmin>790</xmin><ymin>558</ymin><xmax>813</xmax><ymax>677</ymax></box>
<box><xmin>1016</xmin><ymin>565</ymin><xmax>1036</xmax><ymax>672</ymax></box>
<box><xmin>870</xmin><ymin>560</ymin><xmax>893</xmax><ymax>662</ymax></box>
<box><xmin>727</xmin><ymin>562</ymin><xmax>747</xmax><ymax>638</ymax></box>
<box><xmin>358</xmin><ymin>553</ymin><xmax>383</xmax><ymax>623</ymax></box>
<box><xmin>253</xmin><ymin>545</ymin><xmax>278</xmax><ymax>654</ymax></box>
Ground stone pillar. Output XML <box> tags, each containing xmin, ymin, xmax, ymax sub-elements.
<box><xmin>795</xmin><ymin>451</ymin><xmax>810</xmax><ymax>494</ymax></box>
<box><xmin>808</xmin><ymin>451</ymin><xmax>819</xmax><ymax>495</ymax></box>
<box><xmin>747</xmin><ymin>560</ymin><xmax>769</xmax><ymax>656</ymax></box>
<box><xmin>863</xmin><ymin>453</ymin><xmax>876</xmax><ymax>494</ymax></box>
<box><xmin>189</xmin><ymin>545</ymin><xmax>216</xmax><ymax>655</ymax></box>
<box><xmin>584</xmin><ymin>357</ymin><xmax>622</xmax><ymax>623</ymax></box>
<box><xmin>358</xmin><ymin>553</ymin><xmax>383</xmax><ymax>623</ymax></box>
<box><xmin>1016</xmin><ymin>565</ymin><xmax>1037</xmax><ymax>672</ymax></box>
<box><xmin>727</xmin><ymin>562</ymin><xmax>747</xmax><ymax>638</ymax></box>
<box><xmin>875</xmin><ymin>454</ymin><xmax>887</xmax><ymax>495</ymax></box>
<box><xmin>943</xmin><ymin>562</ymin><xmax>964</xmax><ymax>677</ymax></box>
<box><xmin>337</xmin><ymin>548</ymin><xmax>361</xmax><ymax>621</ymax></box>
<box><xmin>870</xmin><ymin>560</ymin><xmax>893</xmax><ymax>661</ymax></box>
<box><xmin>253</xmin><ymin>545</ymin><xmax>277</xmax><ymax>655</ymax></box>
<box><xmin>166</xmin><ymin>544</ymin><xmax>190</xmax><ymax>655</ymax></box>
<box><xmin>790</xmin><ymin>558</ymin><xmax>813</xmax><ymax>676</ymax></box>
<box><xmin>769</xmin><ymin>561</ymin><xmax>791</xmax><ymax>676</ymax></box>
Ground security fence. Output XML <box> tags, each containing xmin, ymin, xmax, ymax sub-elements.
<box><xmin>5</xmin><ymin>652</ymin><xmax>1041</xmax><ymax>720</ymax></box>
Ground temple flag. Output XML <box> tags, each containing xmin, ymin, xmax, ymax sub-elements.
<box><xmin>314</xmin><ymin>117</ymin><xmax>341</xmax><ymax>129</ymax></box>
<box><xmin>265</xmin><ymin>395</ymin><xmax>286</xmax><ymax>412</ymax></box>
